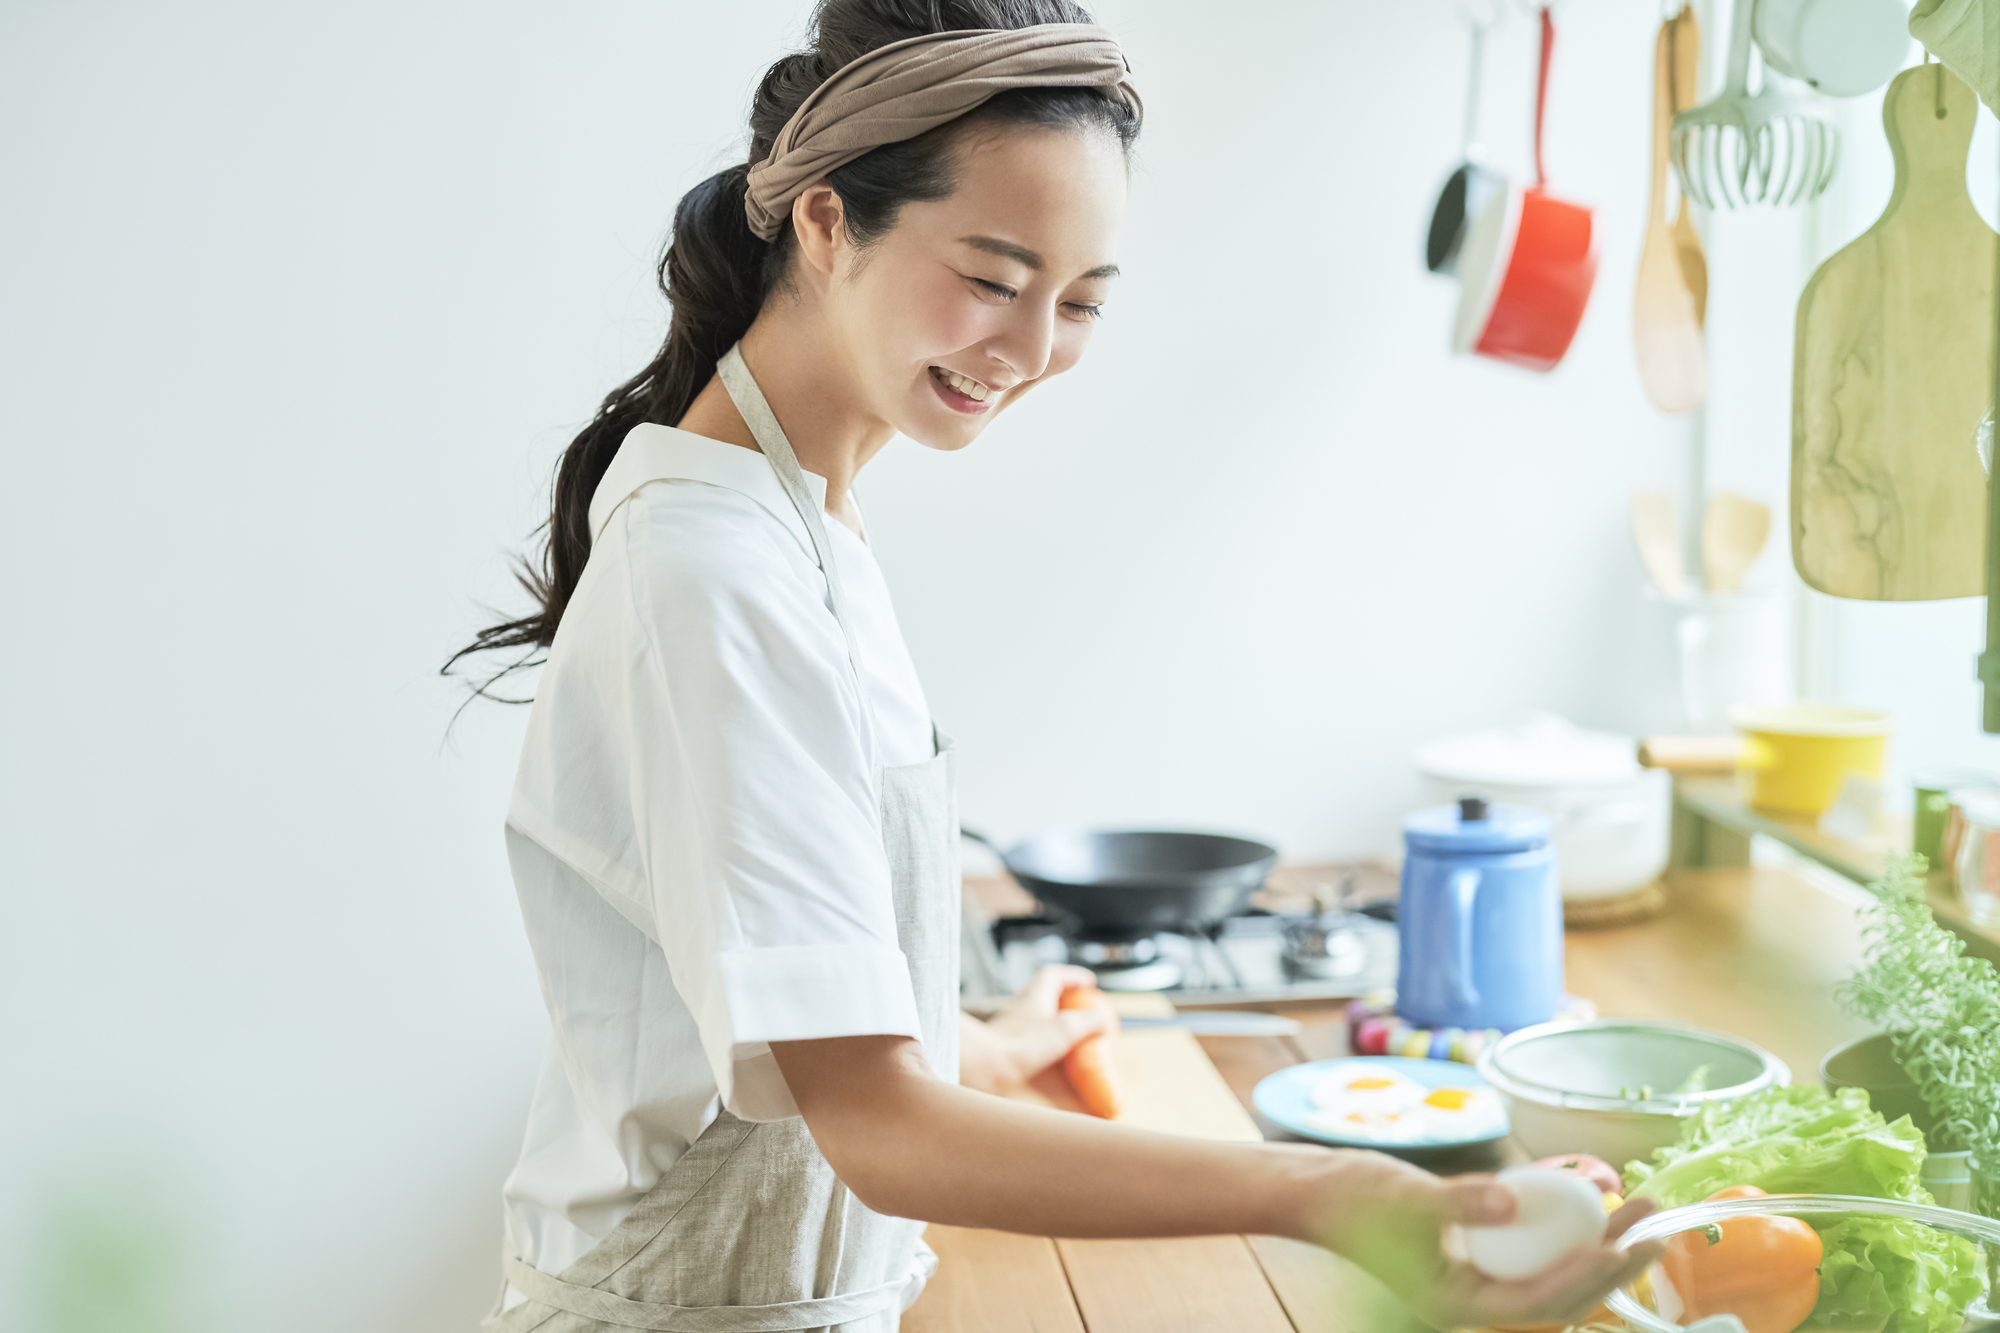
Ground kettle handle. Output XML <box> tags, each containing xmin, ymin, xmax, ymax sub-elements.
<box><xmin>1445</xmin><ymin>867</ymin><xmax>1482</xmax><ymax>1011</ymax></box>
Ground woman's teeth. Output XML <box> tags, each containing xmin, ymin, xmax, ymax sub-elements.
<box><xmin>935</xmin><ymin>368</ymin><xmax>990</xmax><ymax>402</ymax></box>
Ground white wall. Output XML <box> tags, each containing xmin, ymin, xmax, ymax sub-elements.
<box><xmin>3</xmin><ymin>2</ymin><xmax>1701</xmax><ymax>1327</ymax></box>
<box><xmin>875</xmin><ymin>0</ymin><xmax>1697</xmax><ymax>852</ymax></box>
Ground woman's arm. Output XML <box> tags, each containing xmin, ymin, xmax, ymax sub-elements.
<box><xmin>770</xmin><ymin>1033</ymin><xmax>1662</xmax><ymax>1330</ymax></box>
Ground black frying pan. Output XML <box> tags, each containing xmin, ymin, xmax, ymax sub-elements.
<box><xmin>963</xmin><ymin>828</ymin><xmax>1279</xmax><ymax>937</ymax></box>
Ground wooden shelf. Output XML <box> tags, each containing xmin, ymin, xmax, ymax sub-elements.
<box><xmin>1672</xmin><ymin>777</ymin><xmax>2000</xmax><ymax>961</ymax></box>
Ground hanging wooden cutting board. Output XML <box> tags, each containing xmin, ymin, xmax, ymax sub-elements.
<box><xmin>1793</xmin><ymin>63</ymin><xmax>1995</xmax><ymax>601</ymax></box>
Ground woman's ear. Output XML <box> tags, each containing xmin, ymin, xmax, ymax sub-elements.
<box><xmin>790</xmin><ymin>184</ymin><xmax>848</xmax><ymax>281</ymax></box>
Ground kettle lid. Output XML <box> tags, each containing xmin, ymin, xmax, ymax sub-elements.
<box><xmin>1403</xmin><ymin>797</ymin><xmax>1551</xmax><ymax>853</ymax></box>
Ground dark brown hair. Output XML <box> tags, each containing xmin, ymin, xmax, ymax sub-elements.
<box><xmin>447</xmin><ymin>0</ymin><xmax>1139</xmax><ymax>698</ymax></box>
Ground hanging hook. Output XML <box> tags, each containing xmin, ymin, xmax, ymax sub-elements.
<box><xmin>1456</xmin><ymin>0</ymin><xmax>1500</xmax><ymax>29</ymax></box>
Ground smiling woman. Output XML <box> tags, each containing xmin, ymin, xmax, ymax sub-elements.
<box><xmin>449</xmin><ymin>8</ymin><xmax>1137</xmax><ymax>679</ymax></box>
<box><xmin>445</xmin><ymin>3</ymin><xmax>1660</xmax><ymax>1331</ymax></box>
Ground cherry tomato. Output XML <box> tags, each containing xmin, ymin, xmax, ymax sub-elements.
<box><xmin>1528</xmin><ymin>1153</ymin><xmax>1623</xmax><ymax>1196</ymax></box>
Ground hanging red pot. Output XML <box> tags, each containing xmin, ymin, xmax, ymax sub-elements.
<box><xmin>1453</xmin><ymin>8</ymin><xmax>1600</xmax><ymax>373</ymax></box>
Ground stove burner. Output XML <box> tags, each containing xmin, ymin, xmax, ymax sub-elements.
<box><xmin>1282</xmin><ymin>912</ymin><xmax>1371</xmax><ymax>980</ymax></box>
<box><xmin>1071</xmin><ymin>932</ymin><xmax>1189</xmax><ymax>991</ymax></box>
<box><xmin>1072</xmin><ymin>936</ymin><xmax>1160</xmax><ymax>967</ymax></box>
<box><xmin>1084</xmin><ymin>954</ymin><xmax>1185</xmax><ymax>992</ymax></box>
<box><xmin>985</xmin><ymin>903</ymin><xmax>1398</xmax><ymax>1003</ymax></box>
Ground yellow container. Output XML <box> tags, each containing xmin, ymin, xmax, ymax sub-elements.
<box><xmin>1730</xmin><ymin>704</ymin><xmax>1891</xmax><ymax>814</ymax></box>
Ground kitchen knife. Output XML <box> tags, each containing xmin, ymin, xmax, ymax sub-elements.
<box><xmin>1118</xmin><ymin>1013</ymin><xmax>1303</xmax><ymax>1036</ymax></box>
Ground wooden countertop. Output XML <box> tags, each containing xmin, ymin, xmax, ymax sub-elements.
<box><xmin>903</xmin><ymin>865</ymin><xmax>1874</xmax><ymax>1332</ymax></box>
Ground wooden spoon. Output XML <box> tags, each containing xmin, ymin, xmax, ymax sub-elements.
<box><xmin>1632</xmin><ymin>490</ymin><xmax>1689</xmax><ymax>600</ymax></box>
<box><xmin>1668</xmin><ymin>5</ymin><xmax>1707</xmax><ymax>326</ymax></box>
<box><xmin>1702</xmin><ymin>492</ymin><xmax>1771</xmax><ymax>593</ymax></box>
<box><xmin>1634</xmin><ymin>17</ymin><xmax>1708</xmax><ymax>414</ymax></box>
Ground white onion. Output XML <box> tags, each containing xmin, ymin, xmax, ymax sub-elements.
<box><xmin>1458</xmin><ymin>1166</ymin><xmax>1609</xmax><ymax>1280</ymax></box>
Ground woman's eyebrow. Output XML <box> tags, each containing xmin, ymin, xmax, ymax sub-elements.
<box><xmin>959</xmin><ymin>234</ymin><xmax>1120</xmax><ymax>281</ymax></box>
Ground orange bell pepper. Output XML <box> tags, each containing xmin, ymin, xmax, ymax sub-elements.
<box><xmin>1659</xmin><ymin>1186</ymin><xmax>1822</xmax><ymax>1333</ymax></box>
<box><xmin>1058</xmin><ymin>984</ymin><xmax>1122</xmax><ymax>1119</ymax></box>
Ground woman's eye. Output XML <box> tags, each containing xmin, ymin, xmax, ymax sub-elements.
<box><xmin>1066</xmin><ymin>303</ymin><xmax>1106</xmax><ymax>322</ymax></box>
<box><xmin>972</xmin><ymin>278</ymin><xmax>1016</xmax><ymax>301</ymax></box>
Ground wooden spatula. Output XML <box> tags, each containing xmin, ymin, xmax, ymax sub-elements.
<box><xmin>1702</xmin><ymin>492</ymin><xmax>1771</xmax><ymax>593</ymax></box>
<box><xmin>1794</xmin><ymin>64</ymin><xmax>1994</xmax><ymax>600</ymax></box>
<box><xmin>1634</xmin><ymin>17</ymin><xmax>1708</xmax><ymax>414</ymax></box>
<box><xmin>1668</xmin><ymin>6</ymin><xmax>1707</xmax><ymax>327</ymax></box>
<box><xmin>1632</xmin><ymin>490</ymin><xmax>1688</xmax><ymax>600</ymax></box>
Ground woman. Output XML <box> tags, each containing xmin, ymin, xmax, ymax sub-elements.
<box><xmin>455</xmin><ymin>2</ymin><xmax>1661</xmax><ymax>1328</ymax></box>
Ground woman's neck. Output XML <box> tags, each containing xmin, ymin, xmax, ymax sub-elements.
<box><xmin>674</xmin><ymin>300</ymin><xmax>895</xmax><ymax>537</ymax></box>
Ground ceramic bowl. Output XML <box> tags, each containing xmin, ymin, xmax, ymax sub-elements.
<box><xmin>1475</xmin><ymin>1020</ymin><xmax>1789</xmax><ymax>1166</ymax></box>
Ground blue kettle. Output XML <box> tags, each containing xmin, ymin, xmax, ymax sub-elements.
<box><xmin>1396</xmin><ymin>797</ymin><xmax>1563</xmax><ymax>1032</ymax></box>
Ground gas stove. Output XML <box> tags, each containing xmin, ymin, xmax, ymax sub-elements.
<box><xmin>981</xmin><ymin>907</ymin><xmax>1399</xmax><ymax>1004</ymax></box>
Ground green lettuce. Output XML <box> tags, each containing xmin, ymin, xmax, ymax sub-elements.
<box><xmin>1623</xmin><ymin>1085</ymin><xmax>1981</xmax><ymax>1333</ymax></box>
<box><xmin>1811</xmin><ymin>1215</ymin><xmax>1984</xmax><ymax>1333</ymax></box>
<box><xmin>1624</xmin><ymin>1085</ymin><xmax>1930</xmax><ymax>1206</ymax></box>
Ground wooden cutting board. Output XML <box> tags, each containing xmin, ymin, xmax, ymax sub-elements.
<box><xmin>1097</xmin><ymin>991</ymin><xmax>1266</xmax><ymax>1143</ymax></box>
<box><xmin>1792</xmin><ymin>62</ymin><xmax>1994</xmax><ymax>601</ymax></box>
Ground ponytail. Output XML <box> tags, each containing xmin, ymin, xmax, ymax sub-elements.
<box><xmin>442</xmin><ymin>164</ymin><xmax>781</xmax><ymax>694</ymax></box>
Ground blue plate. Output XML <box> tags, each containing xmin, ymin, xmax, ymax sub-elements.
<box><xmin>1252</xmin><ymin>1056</ymin><xmax>1510</xmax><ymax>1149</ymax></box>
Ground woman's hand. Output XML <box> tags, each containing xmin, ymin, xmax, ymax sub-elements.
<box><xmin>957</xmin><ymin>964</ymin><xmax>1114</xmax><ymax>1112</ymax></box>
<box><xmin>1309</xmin><ymin>1150</ymin><xmax>1666</xmax><ymax>1332</ymax></box>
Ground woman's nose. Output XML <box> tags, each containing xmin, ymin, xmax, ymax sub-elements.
<box><xmin>988</xmin><ymin>302</ymin><xmax>1057</xmax><ymax>386</ymax></box>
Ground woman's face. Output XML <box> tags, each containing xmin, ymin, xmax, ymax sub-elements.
<box><xmin>822</xmin><ymin>125</ymin><xmax>1129</xmax><ymax>451</ymax></box>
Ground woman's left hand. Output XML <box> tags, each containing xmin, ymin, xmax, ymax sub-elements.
<box><xmin>1309</xmin><ymin>1150</ymin><xmax>1665</xmax><ymax>1332</ymax></box>
<box><xmin>958</xmin><ymin>964</ymin><xmax>1115</xmax><ymax>1112</ymax></box>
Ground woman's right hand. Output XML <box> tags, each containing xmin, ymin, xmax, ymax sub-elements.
<box><xmin>1306</xmin><ymin>1150</ymin><xmax>1665</xmax><ymax>1332</ymax></box>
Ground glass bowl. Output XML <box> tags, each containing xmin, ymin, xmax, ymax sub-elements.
<box><xmin>1605</xmin><ymin>1193</ymin><xmax>2000</xmax><ymax>1333</ymax></box>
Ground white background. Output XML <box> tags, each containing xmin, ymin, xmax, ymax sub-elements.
<box><xmin>5</xmin><ymin>1</ymin><xmax>1998</xmax><ymax>1328</ymax></box>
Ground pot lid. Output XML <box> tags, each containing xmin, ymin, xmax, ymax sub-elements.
<box><xmin>1404</xmin><ymin>798</ymin><xmax>1551</xmax><ymax>854</ymax></box>
<box><xmin>1415</xmin><ymin>715</ymin><xmax>1640</xmax><ymax>788</ymax></box>
<box><xmin>1954</xmin><ymin>789</ymin><xmax>2000</xmax><ymax>829</ymax></box>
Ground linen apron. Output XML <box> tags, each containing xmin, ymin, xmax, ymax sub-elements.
<box><xmin>486</xmin><ymin>344</ymin><xmax>961</xmax><ymax>1333</ymax></box>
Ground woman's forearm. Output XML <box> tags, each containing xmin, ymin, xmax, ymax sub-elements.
<box><xmin>770</xmin><ymin>1033</ymin><xmax>1346</xmax><ymax>1241</ymax></box>
<box><xmin>953</xmin><ymin>1010</ymin><xmax>1009</xmax><ymax>1096</ymax></box>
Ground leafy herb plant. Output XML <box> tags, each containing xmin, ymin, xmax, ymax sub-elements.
<box><xmin>1838</xmin><ymin>854</ymin><xmax>2000</xmax><ymax>1168</ymax></box>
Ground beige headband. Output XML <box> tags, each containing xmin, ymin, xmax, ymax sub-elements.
<box><xmin>743</xmin><ymin>24</ymin><xmax>1143</xmax><ymax>242</ymax></box>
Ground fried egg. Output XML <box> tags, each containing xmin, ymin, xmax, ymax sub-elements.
<box><xmin>1297</xmin><ymin>1067</ymin><xmax>1506</xmax><ymax>1144</ymax></box>
<box><xmin>1310</xmin><ymin>1066</ymin><xmax>1422</xmax><ymax>1114</ymax></box>
<box><xmin>1415</xmin><ymin>1084</ymin><xmax>1507</xmax><ymax>1139</ymax></box>
<box><xmin>1303</xmin><ymin>1066</ymin><xmax>1427</xmax><ymax>1142</ymax></box>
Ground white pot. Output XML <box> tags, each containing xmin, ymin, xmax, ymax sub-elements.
<box><xmin>1416</xmin><ymin>717</ymin><xmax>1670</xmax><ymax>902</ymax></box>
<box><xmin>1755</xmin><ymin>0</ymin><xmax>1910</xmax><ymax>98</ymax></box>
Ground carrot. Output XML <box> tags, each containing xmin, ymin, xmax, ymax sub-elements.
<box><xmin>1059</xmin><ymin>984</ymin><xmax>1123</xmax><ymax>1119</ymax></box>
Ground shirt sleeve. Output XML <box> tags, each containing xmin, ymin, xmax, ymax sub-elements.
<box><xmin>603</xmin><ymin>483</ymin><xmax>921</xmax><ymax>1118</ymax></box>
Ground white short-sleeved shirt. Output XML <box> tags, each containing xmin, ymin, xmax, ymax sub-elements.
<box><xmin>500</xmin><ymin>423</ymin><xmax>937</xmax><ymax>1279</ymax></box>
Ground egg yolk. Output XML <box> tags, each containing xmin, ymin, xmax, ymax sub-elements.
<box><xmin>1348</xmin><ymin>1077</ymin><xmax>1398</xmax><ymax>1090</ymax></box>
<box><xmin>1424</xmin><ymin>1088</ymin><xmax>1479</xmax><ymax>1110</ymax></box>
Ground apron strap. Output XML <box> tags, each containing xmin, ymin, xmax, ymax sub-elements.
<box><xmin>500</xmin><ymin>1256</ymin><xmax>910</xmax><ymax>1332</ymax></box>
<box><xmin>715</xmin><ymin>344</ymin><xmax>877</xmax><ymax>769</ymax></box>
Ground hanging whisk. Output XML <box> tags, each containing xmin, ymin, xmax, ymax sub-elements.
<box><xmin>1671</xmin><ymin>0</ymin><xmax>1837</xmax><ymax>207</ymax></box>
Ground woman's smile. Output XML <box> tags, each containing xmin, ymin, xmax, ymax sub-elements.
<box><xmin>928</xmin><ymin>364</ymin><xmax>998</xmax><ymax>414</ymax></box>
